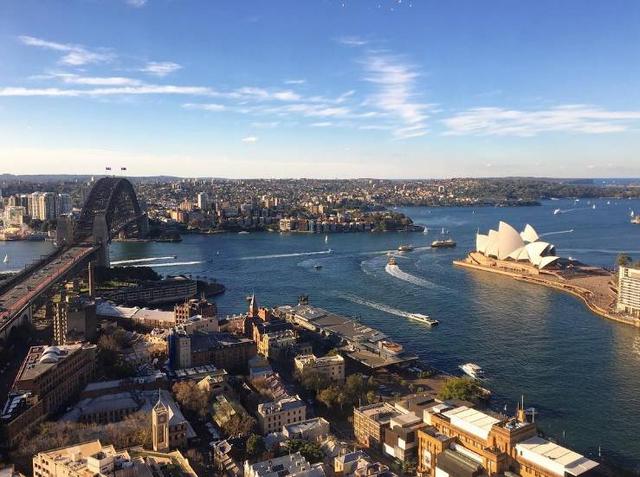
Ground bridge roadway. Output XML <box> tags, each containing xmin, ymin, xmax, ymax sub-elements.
<box><xmin>0</xmin><ymin>245</ymin><xmax>97</xmax><ymax>335</ymax></box>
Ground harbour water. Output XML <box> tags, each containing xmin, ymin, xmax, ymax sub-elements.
<box><xmin>2</xmin><ymin>198</ymin><xmax>640</xmax><ymax>469</ymax></box>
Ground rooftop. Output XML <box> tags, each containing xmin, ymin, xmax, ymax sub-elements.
<box><xmin>516</xmin><ymin>436</ymin><xmax>599</xmax><ymax>476</ymax></box>
<box><xmin>15</xmin><ymin>343</ymin><xmax>94</xmax><ymax>383</ymax></box>
<box><xmin>443</xmin><ymin>405</ymin><xmax>500</xmax><ymax>440</ymax></box>
<box><xmin>258</xmin><ymin>395</ymin><xmax>305</xmax><ymax>415</ymax></box>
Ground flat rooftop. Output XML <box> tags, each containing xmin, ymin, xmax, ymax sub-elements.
<box><xmin>516</xmin><ymin>436</ymin><xmax>599</xmax><ymax>476</ymax></box>
<box><xmin>443</xmin><ymin>406</ymin><xmax>500</xmax><ymax>441</ymax></box>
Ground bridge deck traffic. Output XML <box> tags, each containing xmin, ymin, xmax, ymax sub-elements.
<box><xmin>0</xmin><ymin>245</ymin><xmax>96</xmax><ymax>333</ymax></box>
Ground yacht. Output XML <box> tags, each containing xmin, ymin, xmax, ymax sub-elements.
<box><xmin>397</xmin><ymin>244</ymin><xmax>414</xmax><ymax>252</ymax></box>
<box><xmin>387</xmin><ymin>256</ymin><xmax>397</xmax><ymax>266</ymax></box>
<box><xmin>459</xmin><ymin>362</ymin><xmax>485</xmax><ymax>380</ymax></box>
<box><xmin>407</xmin><ymin>313</ymin><xmax>439</xmax><ymax>327</ymax></box>
<box><xmin>632</xmin><ymin>215</ymin><xmax>640</xmax><ymax>224</ymax></box>
<box><xmin>431</xmin><ymin>238</ymin><xmax>457</xmax><ymax>249</ymax></box>
<box><xmin>238</xmin><ymin>231</ymin><xmax>250</xmax><ymax>235</ymax></box>
<box><xmin>553</xmin><ymin>208</ymin><xmax>562</xmax><ymax>215</ymax></box>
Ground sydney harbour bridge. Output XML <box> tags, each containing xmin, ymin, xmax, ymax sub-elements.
<box><xmin>0</xmin><ymin>177</ymin><xmax>148</xmax><ymax>338</ymax></box>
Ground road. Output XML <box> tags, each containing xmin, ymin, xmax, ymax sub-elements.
<box><xmin>0</xmin><ymin>245</ymin><xmax>96</xmax><ymax>334</ymax></box>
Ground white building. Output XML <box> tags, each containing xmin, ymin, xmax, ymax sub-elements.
<box><xmin>244</xmin><ymin>452</ymin><xmax>325</xmax><ymax>477</ymax></box>
<box><xmin>294</xmin><ymin>354</ymin><xmax>345</xmax><ymax>382</ymax></box>
<box><xmin>257</xmin><ymin>395</ymin><xmax>306</xmax><ymax>434</ymax></box>
<box><xmin>475</xmin><ymin>221</ymin><xmax>560</xmax><ymax>269</ymax></box>
<box><xmin>617</xmin><ymin>266</ymin><xmax>640</xmax><ymax>317</ymax></box>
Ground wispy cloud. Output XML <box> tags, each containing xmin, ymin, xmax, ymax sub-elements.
<box><xmin>362</xmin><ymin>52</ymin><xmax>431</xmax><ymax>139</ymax></box>
<box><xmin>232</xmin><ymin>87</ymin><xmax>301</xmax><ymax>102</ymax></box>
<box><xmin>442</xmin><ymin>105</ymin><xmax>640</xmax><ymax>136</ymax></box>
<box><xmin>141</xmin><ymin>61</ymin><xmax>182</xmax><ymax>77</ymax></box>
<box><xmin>284</xmin><ymin>79</ymin><xmax>306</xmax><ymax>85</ymax></box>
<box><xmin>50</xmin><ymin>73</ymin><xmax>142</xmax><ymax>86</ymax></box>
<box><xmin>242</xmin><ymin>136</ymin><xmax>259</xmax><ymax>143</ymax></box>
<box><xmin>0</xmin><ymin>85</ymin><xmax>216</xmax><ymax>97</ymax></box>
<box><xmin>337</xmin><ymin>36</ymin><xmax>368</xmax><ymax>47</ymax></box>
<box><xmin>19</xmin><ymin>35</ymin><xmax>113</xmax><ymax>66</ymax></box>
<box><xmin>182</xmin><ymin>102</ymin><xmax>226</xmax><ymax>111</ymax></box>
<box><xmin>310</xmin><ymin>122</ymin><xmax>333</xmax><ymax>127</ymax></box>
<box><xmin>125</xmin><ymin>0</ymin><xmax>148</xmax><ymax>7</ymax></box>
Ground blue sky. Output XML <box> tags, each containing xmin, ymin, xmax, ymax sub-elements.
<box><xmin>1</xmin><ymin>0</ymin><xmax>639</xmax><ymax>178</ymax></box>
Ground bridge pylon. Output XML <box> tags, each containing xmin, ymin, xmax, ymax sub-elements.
<box><xmin>93</xmin><ymin>212</ymin><xmax>110</xmax><ymax>267</ymax></box>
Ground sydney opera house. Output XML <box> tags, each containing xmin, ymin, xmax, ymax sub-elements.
<box><xmin>472</xmin><ymin>221</ymin><xmax>561</xmax><ymax>271</ymax></box>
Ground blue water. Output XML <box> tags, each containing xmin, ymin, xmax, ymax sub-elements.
<box><xmin>3</xmin><ymin>198</ymin><xmax>640</xmax><ymax>469</ymax></box>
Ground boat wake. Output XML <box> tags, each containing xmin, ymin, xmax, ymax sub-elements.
<box><xmin>111</xmin><ymin>256</ymin><xmax>177</xmax><ymax>265</ymax></box>
<box><xmin>539</xmin><ymin>229</ymin><xmax>574</xmax><ymax>237</ymax></box>
<box><xmin>239</xmin><ymin>250</ymin><xmax>332</xmax><ymax>260</ymax></box>
<box><xmin>336</xmin><ymin>292</ymin><xmax>413</xmax><ymax>318</ymax></box>
<box><xmin>131</xmin><ymin>260</ymin><xmax>203</xmax><ymax>268</ymax></box>
<box><xmin>385</xmin><ymin>263</ymin><xmax>445</xmax><ymax>290</ymax></box>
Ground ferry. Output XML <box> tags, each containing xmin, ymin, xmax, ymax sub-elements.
<box><xmin>397</xmin><ymin>244</ymin><xmax>414</xmax><ymax>252</ymax></box>
<box><xmin>459</xmin><ymin>362</ymin><xmax>485</xmax><ymax>380</ymax></box>
<box><xmin>387</xmin><ymin>256</ymin><xmax>397</xmax><ymax>266</ymax></box>
<box><xmin>431</xmin><ymin>239</ymin><xmax>456</xmax><ymax>249</ymax></box>
<box><xmin>407</xmin><ymin>313</ymin><xmax>439</xmax><ymax>327</ymax></box>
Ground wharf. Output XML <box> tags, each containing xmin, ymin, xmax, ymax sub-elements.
<box><xmin>275</xmin><ymin>304</ymin><xmax>418</xmax><ymax>369</ymax></box>
<box><xmin>453</xmin><ymin>256</ymin><xmax>640</xmax><ymax>328</ymax></box>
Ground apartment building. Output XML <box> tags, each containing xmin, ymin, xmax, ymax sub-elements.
<box><xmin>257</xmin><ymin>395</ymin><xmax>307</xmax><ymax>435</ymax></box>
<box><xmin>617</xmin><ymin>266</ymin><xmax>640</xmax><ymax>317</ymax></box>
<box><xmin>353</xmin><ymin>402</ymin><xmax>401</xmax><ymax>449</ymax></box>
<box><xmin>2</xmin><ymin>343</ymin><xmax>96</xmax><ymax>444</ymax></box>
<box><xmin>294</xmin><ymin>354</ymin><xmax>345</xmax><ymax>382</ymax></box>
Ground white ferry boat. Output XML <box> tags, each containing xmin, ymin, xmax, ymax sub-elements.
<box><xmin>407</xmin><ymin>313</ymin><xmax>439</xmax><ymax>327</ymax></box>
<box><xmin>459</xmin><ymin>362</ymin><xmax>485</xmax><ymax>380</ymax></box>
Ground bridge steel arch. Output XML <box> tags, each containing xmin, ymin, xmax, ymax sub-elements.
<box><xmin>74</xmin><ymin>178</ymin><xmax>147</xmax><ymax>264</ymax></box>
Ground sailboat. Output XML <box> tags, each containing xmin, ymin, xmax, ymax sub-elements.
<box><xmin>423</xmin><ymin>227</ymin><xmax>429</xmax><ymax>235</ymax></box>
<box><xmin>324</xmin><ymin>235</ymin><xmax>329</xmax><ymax>244</ymax></box>
<box><xmin>3</xmin><ymin>254</ymin><xmax>8</xmax><ymax>264</ymax></box>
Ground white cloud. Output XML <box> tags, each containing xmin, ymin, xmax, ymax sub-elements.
<box><xmin>0</xmin><ymin>85</ymin><xmax>216</xmax><ymax>97</ymax></box>
<box><xmin>19</xmin><ymin>35</ymin><xmax>113</xmax><ymax>66</ymax></box>
<box><xmin>182</xmin><ymin>102</ymin><xmax>226</xmax><ymax>111</ymax></box>
<box><xmin>442</xmin><ymin>105</ymin><xmax>640</xmax><ymax>136</ymax></box>
<box><xmin>141</xmin><ymin>61</ymin><xmax>182</xmax><ymax>77</ymax></box>
<box><xmin>310</xmin><ymin>122</ymin><xmax>333</xmax><ymax>127</ymax></box>
<box><xmin>337</xmin><ymin>36</ymin><xmax>368</xmax><ymax>47</ymax></box>
<box><xmin>363</xmin><ymin>52</ymin><xmax>431</xmax><ymax>139</ymax></box>
<box><xmin>52</xmin><ymin>73</ymin><xmax>142</xmax><ymax>86</ymax></box>
<box><xmin>125</xmin><ymin>0</ymin><xmax>148</xmax><ymax>7</ymax></box>
<box><xmin>284</xmin><ymin>79</ymin><xmax>306</xmax><ymax>85</ymax></box>
<box><xmin>233</xmin><ymin>87</ymin><xmax>301</xmax><ymax>102</ymax></box>
<box><xmin>242</xmin><ymin>136</ymin><xmax>259</xmax><ymax>143</ymax></box>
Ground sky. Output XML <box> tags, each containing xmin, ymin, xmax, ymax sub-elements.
<box><xmin>1</xmin><ymin>0</ymin><xmax>639</xmax><ymax>178</ymax></box>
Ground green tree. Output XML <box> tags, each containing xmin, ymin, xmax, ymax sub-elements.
<box><xmin>246</xmin><ymin>434</ymin><xmax>265</xmax><ymax>459</ymax></box>
<box><xmin>437</xmin><ymin>377</ymin><xmax>481</xmax><ymax>402</ymax></box>
<box><xmin>617</xmin><ymin>253</ymin><xmax>633</xmax><ymax>268</ymax></box>
<box><xmin>317</xmin><ymin>385</ymin><xmax>341</xmax><ymax>409</ymax></box>
<box><xmin>172</xmin><ymin>381</ymin><xmax>212</xmax><ymax>418</ymax></box>
<box><xmin>284</xmin><ymin>440</ymin><xmax>324</xmax><ymax>464</ymax></box>
<box><xmin>298</xmin><ymin>369</ymin><xmax>331</xmax><ymax>393</ymax></box>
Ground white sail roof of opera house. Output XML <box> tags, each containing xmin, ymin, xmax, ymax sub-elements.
<box><xmin>475</xmin><ymin>221</ymin><xmax>560</xmax><ymax>269</ymax></box>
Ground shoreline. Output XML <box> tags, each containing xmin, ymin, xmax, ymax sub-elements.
<box><xmin>453</xmin><ymin>258</ymin><xmax>640</xmax><ymax>328</ymax></box>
